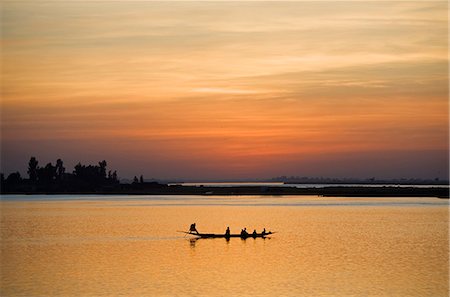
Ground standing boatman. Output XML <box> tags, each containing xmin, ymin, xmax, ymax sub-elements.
<box><xmin>189</xmin><ymin>223</ymin><xmax>199</xmax><ymax>234</ymax></box>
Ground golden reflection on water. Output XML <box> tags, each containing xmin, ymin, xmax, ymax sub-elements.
<box><xmin>1</xmin><ymin>196</ymin><xmax>448</xmax><ymax>296</ymax></box>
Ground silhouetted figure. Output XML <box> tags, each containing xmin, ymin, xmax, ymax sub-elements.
<box><xmin>225</xmin><ymin>226</ymin><xmax>230</xmax><ymax>237</ymax></box>
<box><xmin>241</xmin><ymin>228</ymin><xmax>248</xmax><ymax>237</ymax></box>
<box><xmin>139</xmin><ymin>175</ymin><xmax>144</xmax><ymax>183</ymax></box>
<box><xmin>252</xmin><ymin>229</ymin><xmax>257</xmax><ymax>237</ymax></box>
<box><xmin>262</xmin><ymin>228</ymin><xmax>266</xmax><ymax>235</ymax></box>
<box><xmin>189</xmin><ymin>223</ymin><xmax>199</xmax><ymax>234</ymax></box>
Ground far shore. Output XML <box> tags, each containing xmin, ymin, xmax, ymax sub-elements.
<box><xmin>1</xmin><ymin>185</ymin><xmax>448</xmax><ymax>198</ymax></box>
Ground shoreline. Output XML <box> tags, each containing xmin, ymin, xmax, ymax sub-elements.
<box><xmin>1</xmin><ymin>185</ymin><xmax>448</xmax><ymax>198</ymax></box>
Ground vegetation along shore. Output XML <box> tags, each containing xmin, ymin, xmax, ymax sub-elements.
<box><xmin>1</xmin><ymin>158</ymin><xmax>448</xmax><ymax>198</ymax></box>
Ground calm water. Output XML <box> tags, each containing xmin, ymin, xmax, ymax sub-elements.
<box><xmin>1</xmin><ymin>195</ymin><xmax>448</xmax><ymax>296</ymax></box>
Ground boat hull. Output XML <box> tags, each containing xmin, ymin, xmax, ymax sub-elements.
<box><xmin>184</xmin><ymin>232</ymin><xmax>272</xmax><ymax>239</ymax></box>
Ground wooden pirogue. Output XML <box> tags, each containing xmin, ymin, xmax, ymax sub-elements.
<box><xmin>182</xmin><ymin>231</ymin><xmax>273</xmax><ymax>239</ymax></box>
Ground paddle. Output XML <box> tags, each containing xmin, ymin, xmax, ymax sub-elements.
<box><xmin>176</xmin><ymin>230</ymin><xmax>191</xmax><ymax>237</ymax></box>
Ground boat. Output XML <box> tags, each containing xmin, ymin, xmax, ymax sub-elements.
<box><xmin>181</xmin><ymin>231</ymin><xmax>273</xmax><ymax>239</ymax></box>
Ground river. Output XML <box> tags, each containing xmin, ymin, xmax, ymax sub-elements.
<box><xmin>1</xmin><ymin>195</ymin><xmax>448</xmax><ymax>296</ymax></box>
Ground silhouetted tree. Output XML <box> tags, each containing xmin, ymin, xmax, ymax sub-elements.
<box><xmin>55</xmin><ymin>159</ymin><xmax>65</xmax><ymax>180</ymax></box>
<box><xmin>6</xmin><ymin>172</ymin><xmax>22</xmax><ymax>184</ymax></box>
<box><xmin>37</xmin><ymin>163</ymin><xmax>56</xmax><ymax>183</ymax></box>
<box><xmin>133</xmin><ymin>176</ymin><xmax>139</xmax><ymax>184</ymax></box>
<box><xmin>98</xmin><ymin>160</ymin><xmax>107</xmax><ymax>178</ymax></box>
<box><xmin>73</xmin><ymin>160</ymin><xmax>117</xmax><ymax>186</ymax></box>
<box><xmin>112</xmin><ymin>171</ymin><xmax>118</xmax><ymax>182</ymax></box>
<box><xmin>74</xmin><ymin>162</ymin><xmax>83</xmax><ymax>177</ymax></box>
<box><xmin>36</xmin><ymin>167</ymin><xmax>44</xmax><ymax>182</ymax></box>
<box><xmin>1</xmin><ymin>173</ymin><xmax>5</xmax><ymax>186</ymax></box>
<box><xmin>140</xmin><ymin>175</ymin><xmax>144</xmax><ymax>183</ymax></box>
<box><xmin>28</xmin><ymin>157</ymin><xmax>39</xmax><ymax>182</ymax></box>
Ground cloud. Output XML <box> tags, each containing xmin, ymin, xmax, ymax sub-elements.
<box><xmin>191</xmin><ymin>87</ymin><xmax>261</xmax><ymax>95</ymax></box>
<box><xmin>2</xmin><ymin>0</ymin><xmax>448</xmax><ymax>179</ymax></box>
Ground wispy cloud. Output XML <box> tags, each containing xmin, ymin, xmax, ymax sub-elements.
<box><xmin>191</xmin><ymin>87</ymin><xmax>260</xmax><ymax>95</ymax></box>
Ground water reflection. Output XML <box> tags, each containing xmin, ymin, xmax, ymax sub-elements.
<box><xmin>187</xmin><ymin>235</ymin><xmax>271</xmax><ymax>249</ymax></box>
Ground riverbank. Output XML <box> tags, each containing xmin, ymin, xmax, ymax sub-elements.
<box><xmin>2</xmin><ymin>184</ymin><xmax>448</xmax><ymax>198</ymax></box>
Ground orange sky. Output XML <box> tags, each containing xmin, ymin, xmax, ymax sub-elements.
<box><xmin>1</xmin><ymin>1</ymin><xmax>448</xmax><ymax>180</ymax></box>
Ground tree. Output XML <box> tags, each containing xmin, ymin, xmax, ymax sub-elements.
<box><xmin>0</xmin><ymin>173</ymin><xmax>4</xmax><ymax>190</ymax></box>
<box><xmin>56</xmin><ymin>159</ymin><xmax>65</xmax><ymax>180</ymax></box>
<box><xmin>74</xmin><ymin>162</ymin><xmax>84</xmax><ymax>178</ymax></box>
<box><xmin>139</xmin><ymin>175</ymin><xmax>144</xmax><ymax>183</ymax></box>
<box><xmin>6</xmin><ymin>172</ymin><xmax>22</xmax><ymax>184</ymax></box>
<box><xmin>98</xmin><ymin>160</ymin><xmax>107</xmax><ymax>178</ymax></box>
<box><xmin>73</xmin><ymin>160</ymin><xmax>115</xmax><ymax>185</ymax></box>
<box><xmin>28</xmin><ymin>157</ymin><xmax>39</xmax><ymax>182</ymax></box>
<box><xmin>37</xmin><ymin>163</ymin><xmax>56</xmax><ymax>183</ymax></box>
<box><xmin>112</xmin><ymin>171</ymin><xmax>118</xmax><ymax>182</ymax></box>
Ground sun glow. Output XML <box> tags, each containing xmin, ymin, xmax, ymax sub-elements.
<box><xmin>1</xmin><ymin>1</ymin><xmax>448</xmax><ymax>179</ymax></box>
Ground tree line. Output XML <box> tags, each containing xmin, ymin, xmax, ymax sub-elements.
<box><xmin>1</xmin><ymin>157</ymin><xmax>121</xmax><ymax>192</ymax></box>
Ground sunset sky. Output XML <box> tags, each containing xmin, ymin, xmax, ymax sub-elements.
<box><xmin>1</xmin><ymin>1</ymin><xmax>448</xmax><ymax>180</ymax></box>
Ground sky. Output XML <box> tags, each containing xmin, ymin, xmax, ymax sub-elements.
<box><xmin>1</xmin><ymin>1</ymin><xmax>448</xmax><ymax>180</ymax></box>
